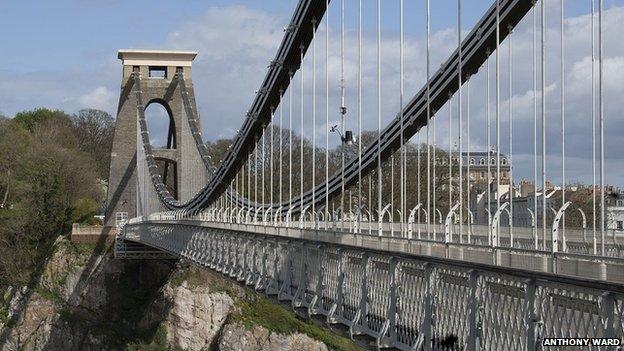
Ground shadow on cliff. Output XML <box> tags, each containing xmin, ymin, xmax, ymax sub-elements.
<box><xmin>0</xmin><ymin>227</ymin><xmax>72</xmax><ymax>349</ymax></box>
<box><xmin>0</xmin><ymin>244</ymin><xmax>54</xmax><ymax>349</ymax></box>
<box><xmin>1</xmin><ymin>226</ymin><xmax>178</xmax><ymax>351</ymax></box>
<box><xmin>48</xmin><ymin>227</ymin><xmax>177</xmax><ymax>350</ymax></box>
<box><xmin>68</xmin><ymin>228</ymin><xmax>178</xmax><ymax>349</ymax></box>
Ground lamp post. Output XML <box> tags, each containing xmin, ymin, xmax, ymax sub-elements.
<box><xmin>331</xmin><ymin>125</ymin><xmax>356</xmax><ymax>229</ymax></box>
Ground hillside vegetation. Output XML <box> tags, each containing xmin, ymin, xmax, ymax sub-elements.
<box><xmin>0</xmin><ymin>108</ymin><xmax>114</xmax><ymax>288</ymax></box>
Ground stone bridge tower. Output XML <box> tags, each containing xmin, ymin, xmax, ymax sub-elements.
<box><xmin>105</xmin><ymin>50</ymin><xmax>205</xmax><ymax>228</ymax></box>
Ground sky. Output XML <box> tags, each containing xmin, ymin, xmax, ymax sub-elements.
<box><xmin>1</xmin><ymin>0</ymin><xmax>623</xmax><ymax>187</ymax></box>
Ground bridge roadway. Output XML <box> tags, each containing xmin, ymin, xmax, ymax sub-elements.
<box><xmin>300</xmin><ymin>221</ymin><xmax>623</xmax><ymax>259</ymax></box>
<box><xmin>118</xmin><ymin>218</ymin><xmax>624</xmax><ymax>351</ymax></box>
<box><xmin>128</xmin><ymin>213</ymin><xmax>624</xmax><ymax>282</ymax></box>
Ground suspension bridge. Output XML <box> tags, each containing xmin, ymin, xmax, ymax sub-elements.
<box><xmin>108</xmin><ymin>0</ymin><xmax>624</xmax><ymax>349</ymax></box>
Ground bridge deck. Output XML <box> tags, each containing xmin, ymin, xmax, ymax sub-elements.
<box><xmin>118</xmin><ymin>220</ymin><xmax>624</xmax><ymax>351</ymax></box>
<box><xmin>123</xmin><ymin>217</ymin><xmax>624</xmax><ymax>282</ymax></box>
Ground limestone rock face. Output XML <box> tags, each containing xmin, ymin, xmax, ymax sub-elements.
<box><xmin>0</xmin><ymin>238</ymin><xmax>124</xmax><ymax>351</ymax></box>
<box><xmin>0</xmin><ymin>237</ymin><xmax>341</xmax><ymax>351</ymax></box>
<box><xmin>141</xmin><ymin>280</ymin><xmax>235</xmax><ymax>351</ymax></box>
<box><xmin>1</xmin><ymin>291</ymin><xmax>56</xmax><ymax>351</ymax></box>
<box><xmin>218</xmin><ymin>323</ymin><xmax>329</xmax><ymax>351</ymax></box>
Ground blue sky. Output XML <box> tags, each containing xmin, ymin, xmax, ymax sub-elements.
<box><xmin>0</xmin><ymin>1</ymin><xmax>289</xmax><ymax>73</ymax></box>
<box><xmin>0</xmin><ymin>0</ymin><xmax>609</xmax><ymax>74</ymax></box>
<box><xmin>0</xmin><ymin>0</ymin><xmax>490</xmax><ymax>75</ymax></box>
<box><xmin>1</xmin><ymin>0</ymin><xmax>624</xmax><ymax>186</ymax></box>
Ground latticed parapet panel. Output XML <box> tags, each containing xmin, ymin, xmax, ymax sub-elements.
<box><xmin>366</xmin><ymin>255</ymin><xmax>392</xmax><ymax>336</ymax></box>
<box><xmin>342</xmin><ymin>250</ymin><xmax>365</xmax><ymax>325</ymax></box>
<box><xmin>290</xmin><ymin>243</ymin><xmax>305</xmax><ymax>305</ymax></box>
<box><xmin>276</xmin><ymin>241</ymin><xmax>293</xmax><ymax>300</ymax></box>
<box><xmin>249</xmin><ymin>239</ymin><xmax>264</xmax><ymax>287</ymax></box>
<box><xmin>263</xmin><ymin>240</ymin><xmax>279</xmax><ymax>295</ymax></box>
<box><xmin>616</xmin><ymin>299</ymin><xmax>624</xmax><ymax>342</ymax></box>
<box><xmin>321</xmin><ymin>249</ymin><xmax>341</xmax><ymax>315</ymax></box>
<box><xmin>302</xmin><ymin>245</ymin><xmax>322</xmax><ymax>309</ymax></box>
<box><xmin>120</xmin><ymin>222</ymin><xmax>624</xmax><ymax>351</ymax></box>
<box><xmin>232</xmin><ymin>236</ymin><xmax>245</xmax><ymax>279</ymax></box>
<box><xmin>480</xmin><ymin>274</ymin><xmax>528</xmax><ymax>351</ymax></box>
<box><xmin>432</xmin><ymin>267</ymin><xmax>472</xmax><ymax>350</ymax></box>
<box><xmin>536</xmin><ymin>284</ymin><xmax>622</xmax><ymax>351</ymax></box>
<box><xmin>395</xmin><ymin>261</ymin><xmax>428</xmax><ymax>347</ymax></box>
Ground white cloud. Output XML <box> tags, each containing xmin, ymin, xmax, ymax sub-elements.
<box><xmin>158</xmin><ymin>3</ymin><xmax>624</xmax><ymax>186</ymax></box>
<box><xmin>2</xmin><ymin>2</ymin><xmax>623</xmax><ymax>186</ymax></box>
<box><xmin>78</xmin><ymin>86</ymin><xmax>116</xmax><ymax>112</ymax></box>
<box><xmin>163</xmin><ymin>5</ymin><xmax>284</xmax><ymax>141</ymax></box>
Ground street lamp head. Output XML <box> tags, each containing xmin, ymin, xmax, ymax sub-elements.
<box><xmin>343</xmin><ymin>130</ymin><xmax>356</xmax><ymax>146</ymax></box>
<box><xmin>330</xmin><ymin>126</ymin><xmax>356</xmax><ymax>145</ymax></box>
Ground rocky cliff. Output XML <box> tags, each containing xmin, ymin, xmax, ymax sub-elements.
<box><xmin>0</xmin><ymin>236</ymin><xmax>359</xmax><ymax>351</ymax></box>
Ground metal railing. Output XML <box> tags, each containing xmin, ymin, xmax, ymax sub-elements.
<box><xmin>121</xmin><ymin>220</ymin><xmax>624</xmax><ymax>351</ymax></box>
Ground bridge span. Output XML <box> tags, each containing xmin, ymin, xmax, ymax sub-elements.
<box><xmin>105</xmin><ymin>0</ymin><xmax>624</xmax><ymax>348</ymax></box>
<box><xmin>118</xmin><ymin>216</ymin><xmax>624</xmax><ymax>351</ymax></box>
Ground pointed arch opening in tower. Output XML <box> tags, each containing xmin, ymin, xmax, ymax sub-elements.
<box><xmin>145</xmin><ymin>100</ymin><xmax>178</xmax><ymax>200</ymax></box>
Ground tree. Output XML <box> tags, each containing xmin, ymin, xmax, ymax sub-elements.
<box><xmin>0</xmin><ymin>109</ymin><xmax>103</xmax><ymax>287</ymax></box>
<box><xmin>205</xmin><ymin>139</ymin><xmax>233</xmax><ymax>165</ymax></box>
<box><xmin>13</xmin><ymin>108</ymin><xmax>71</xmax><ymax>132</ymax></box>
<box><xmin>203</xmin><ymin>128</ymin><xmax>456</xmax><ymax>221</ymax></box>
<box><xmin>71</xmin><ymin>109</ymin><xmax>115</xmax><ymax>180</ymax></box>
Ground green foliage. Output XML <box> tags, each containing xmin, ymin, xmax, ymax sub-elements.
<box><xmin>167</xmin><ymin>264</ymin><xmax>358</xmax><ymax>350</ymax></box>
<box><xmin>0</xmin><ymin>305</ymin><xmax>16</xmax><ymax>329</ymax></box>
<box><xmin>72</xmin><ymin>198</ymin><xmax>99</xmax><ymax>224</ymax></box>
<box><xmin>0</xmin><ymin>305</ymin><xmax>8</xmax><ymax>325</ymax></box>
<box><xmin>234</xmin><ymin>292</ymin><xmax>360</xmax><ymax>351</ymax></box>
<box><xmin>12</xmin><ymin>108</ymin><xmax>71</xmax><ymax>132</ymax></box>
<box><xmin>35</xmin><ymin>287</ymin><xmax>63</xmax><ymax>304</ymax></box>
<box><xmin>0</xmin><ymin>107</ymin><xmax>105</xmax><ymax>288</ymax></box>
<box><xmin>124</xmin><ymin>324</ymin><xmax>185</xmax><ymax>351</ymax></box>
<box><xmin>71</xmin><ymin>241</ymin><xmax>101</xmax><ymax>256</ymax></box>
<box><xmin>169</xmin><ymin>265</ymin><xmax>204</xmax><ymax>289</ymax></box>
<box><xmin>170</xmin><ymin>265</ymin><xmax>239</xmax><ymax>297</ymax></box>
<box><xmin>152</xmin><ymin>325</ymin><xmax>168</xmax><ymax>346</ymax></box>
